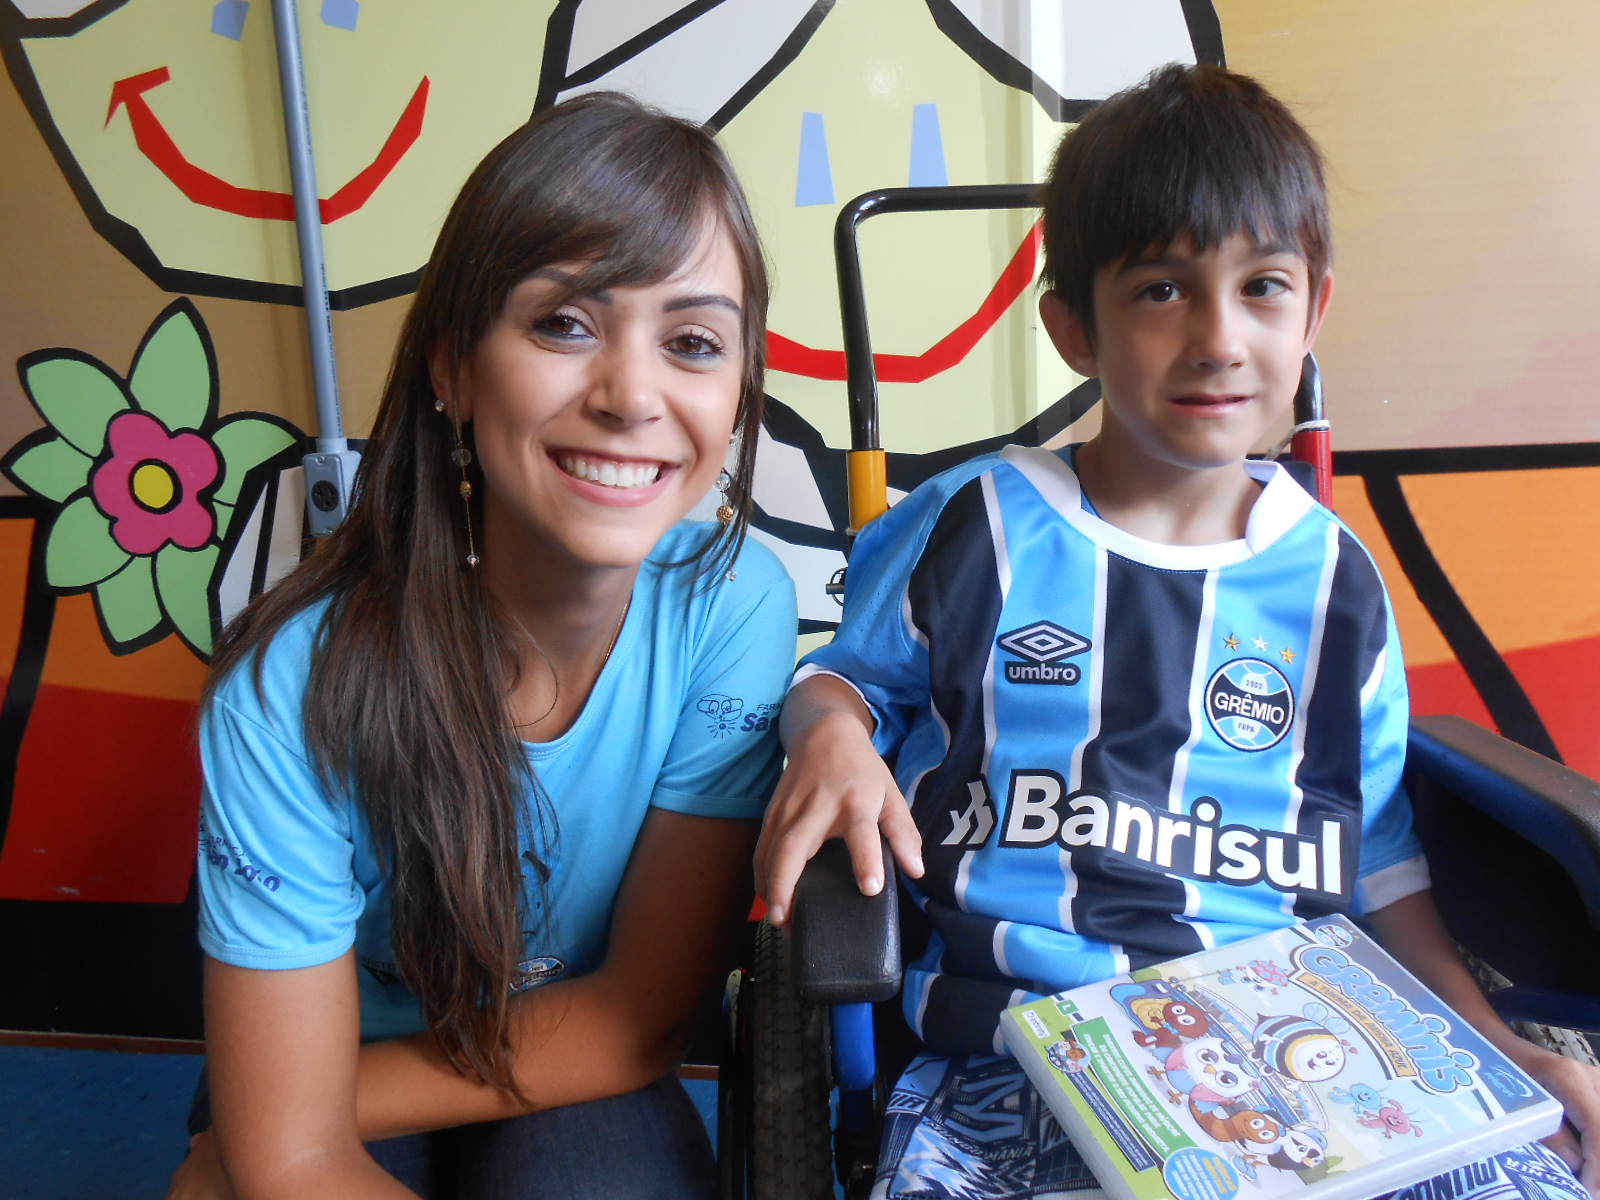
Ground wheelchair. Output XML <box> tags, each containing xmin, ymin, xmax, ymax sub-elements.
<box><xmin>716</xmin><ymin>186</ymin><xmax>1600</xmax><ymax>1200</ymax></box>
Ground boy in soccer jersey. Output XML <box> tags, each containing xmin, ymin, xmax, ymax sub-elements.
<box><xmin>755</xmin><ymin>64</ymin><xmax>1600</xmax><ymax>1199</ymax></box>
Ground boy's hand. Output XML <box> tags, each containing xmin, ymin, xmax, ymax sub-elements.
<box><xmin>1510</xmin><ymin>1041</ymin><xmax>1600</xmax><ymax>1196</ymax></box>
<box><xmin>756</xmin><ymin>706</ymin><xmax>923</xmax><ymax>926</ymax></box>
<box><xmin>1368</xmin><ymin>891</ymin><xmax>1600</xmax><ymax>1196</ymax></box>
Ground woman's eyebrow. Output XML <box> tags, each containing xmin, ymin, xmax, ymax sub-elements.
<box><xmin>523</xmin><ymin>270</ymin><xmax>738</xmax><ymax>315</ymax></box>
<box><xmin>524</xmin><ymin>266</ymin><xmax>612</xmax><ymax>303</ymax></box>
<box><xmin>664</xmin><ymin>293</ymin><xmax>741</xmax><ymax>315</ymax></box>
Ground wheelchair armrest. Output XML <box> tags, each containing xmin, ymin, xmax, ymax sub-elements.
<box><xmin>790</xmin><ymin>838</ymin><xmax>902</xmax><ymax>1006</ymax></box>
<box><xmin>1407</xmin><ymin>714</ymin><xmax>1600</xmax><ymax>924</ymax></box>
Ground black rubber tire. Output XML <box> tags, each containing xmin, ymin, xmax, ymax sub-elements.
<box><xmin>749</xmin><ymin>919</ymin><xmax>836</xmax><ymax>1200</ymax></box>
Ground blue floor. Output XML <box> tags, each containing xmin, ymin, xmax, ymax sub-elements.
<box><xmin>2</xmin><ymin>1045</ymin><xmax>718</xmax><ymax>1200</ymax></box>
<box><xmin>4</xmin><ymin>1046</ymin><xmax>204</xmax><ymax>1200</ymax></box>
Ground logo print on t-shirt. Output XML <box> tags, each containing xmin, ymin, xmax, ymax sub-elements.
<box><xmin>696</xmin><ymin>693</ymin><xmax>745</xmax><ymax>737</ymax></box>
<box><xmin>511</xmin><ymin>955</ymin><xmax>567</xmax><ymax>992</ymax></box>
<box><xmin>1206</xmin><ymin>658</ymin><xmax>1296</xmax><ymax>751</ymax></box>
<box><xmin>998</xmin><ymin>621</ymin><xmax>1091</xmax><ymax>685</ymax></box>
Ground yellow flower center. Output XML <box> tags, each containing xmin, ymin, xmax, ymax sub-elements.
<box><xmin>132</xmin><ymin>461</ymin><xmax>178</xmax><ymax>511</ymax></box>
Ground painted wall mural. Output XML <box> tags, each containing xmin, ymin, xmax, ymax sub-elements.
<box><xmin>1</xmin><ymin>0</ymin><xmax>1596</xmax><ymax>1037</ymax></box>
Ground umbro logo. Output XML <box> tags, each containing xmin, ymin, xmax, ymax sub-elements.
<box><xmin>998</xmin><ymin>621</ymin><xmax>1091</xmax><ymax>685</ymax></box>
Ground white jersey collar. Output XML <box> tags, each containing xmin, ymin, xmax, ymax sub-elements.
<box><xmin>998</xmin><ymin>445</ymin><xmax>1315</xmax><ymax>571</ymax></box>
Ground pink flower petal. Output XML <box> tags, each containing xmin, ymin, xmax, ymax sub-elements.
<box><xmin>91</xmin><ymin>410</ymin><xmax>219</xmax><ymax>556</ymax></box>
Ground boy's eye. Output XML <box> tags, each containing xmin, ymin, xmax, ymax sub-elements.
<box><xmin>1138</xmin><ymin>280</ymin><xmax>1181</xmax><ymax>303</ymax></box>
<box><xmin>1243</xmin><ymin>276</ymin><xmax>1290</xmax><ymax>298</ymax></box>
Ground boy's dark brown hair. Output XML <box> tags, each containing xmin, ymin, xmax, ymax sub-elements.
<box><xmin>1038</xmin><ymin>63</ymin><xmax>1330</xmax><ymax>346</ymax></box>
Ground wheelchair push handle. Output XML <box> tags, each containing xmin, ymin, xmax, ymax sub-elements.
<box><xmin>835</xmin><ymin>184</ymin><xmax>1039</xmax><ymax>533</ymax></box>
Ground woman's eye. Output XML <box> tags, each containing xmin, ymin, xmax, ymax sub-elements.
<box><xmin>535</xmin><ymin>312</ymin><xmax>589</xmax><ymax>340</ymax></box>
<box><xmin>668</xmin><ymin>330</ymin><xmax>726</xmax><ymax>360</ymax></box>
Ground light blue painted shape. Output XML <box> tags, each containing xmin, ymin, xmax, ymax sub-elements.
<box><xmin>909</xmin><ymin>102</ymin><xmax>949</xmax><ymax>187</ymax></box>
<box><xmin>795</xmin><ymin>111</ymin><xmax>835</xmax><ymax>208</ymax></box>
<box><xmin>210</xmin><ymin>0</ymin><xmax>249</xmax><ymax>40</ymax></box>
<box><xmin>321</xmin><ymin>0</ymin><xmax>359</xmax><ymax>31</ymax></box>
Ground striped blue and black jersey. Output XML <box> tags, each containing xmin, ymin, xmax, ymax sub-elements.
<box><xmin>798</xmin><ymin>446</ymin><xmax>1428</xmax><ymax>1056</ymax></box>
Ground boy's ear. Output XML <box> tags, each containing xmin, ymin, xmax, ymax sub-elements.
<box><xmin>1303</xmin><ymin>270</ymin><xmax>1335</xmax><ymax>350</ymax></box>
<box><xmin>1039</xmin><ymin>290</ymin><xmax>1097</xmax><ymax>377</ymax></box>
<box><xmin>427</xmin><ymin>345</ymin><xmax>472</xmax><ymax>421</ymax></box>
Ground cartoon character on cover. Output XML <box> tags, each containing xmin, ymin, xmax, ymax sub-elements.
<box><xmin>1112</xmin><ymin>981</ymin><xmax>1213</xmax><ymax>1053</ymax></box>
<box><xmin>1360</xmin><ymin>1099</ymin><xmax>1425</xmax><ymax>1139</ymax></box>
<box><xmin>1264</xmin><ymin>1125</ymin><xmax>1330</xmax><ymax>1175</ymax></box>
<box><xmin>1251</xmin><ymin>1011</ymin><xmax>1351</xmax><ymax>1084</ymax></box>
<box><xmin>1045</xmin><ymin>1029</ymin><xmax>1088</xmax><ymax>1074</ymax></box>
<box><xmin>1240</xmin><ymin>960</ymin><xmax>1290</xmax><ymax>996</ymax></box>
<box><xmin>1137</xmin><ymin>999</ymin><xmax>1213</xmax><ymax>1053</ymax></box>
<box><xmin>1192</xmin><ymin>1104</ymin><xmax>1284</xmax><ymax>1150</ymax></box>
<box><xmin>1148</xmin><ymin>1034</ymin><xmax>1263</xmax><ymax>1110</ymax></box>
<box><xmin>1329</xmin><ymin>1082</ymin><xmax>1386</xmax><ymax>1118</ymax></box>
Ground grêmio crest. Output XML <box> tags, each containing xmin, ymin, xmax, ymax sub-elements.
<box><xmin>1206</xmin><ymin>658</ymin><xmax>1296</xmax><ymax>751</ymax></box>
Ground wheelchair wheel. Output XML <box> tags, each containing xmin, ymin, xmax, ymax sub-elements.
<box><xmin>749</xmin><ymin>919</ymin><xmax>835</xmax><ymax>1200</ymax></box>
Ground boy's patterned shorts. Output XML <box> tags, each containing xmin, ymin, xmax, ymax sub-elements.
<box><xmin>870</xmin><ymin>1053</ymin><xmax>1586</xmax><ymax>1200</ymax></box>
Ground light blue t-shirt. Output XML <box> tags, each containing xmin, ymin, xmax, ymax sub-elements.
<box><xmin>196</xmin><ymin>523</ymin><xmax>797</xmax><ymax>1038</ymax></box>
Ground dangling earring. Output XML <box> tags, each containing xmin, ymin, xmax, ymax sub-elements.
<box><xmin>715</xmin><ymin>468</ymin><xmax>735</xmax><ymax>526</ymax></box>
<box><xmin>453</xmin><ymin>427</ymin><xmax>479</xmax><ymax>568</ymax></box>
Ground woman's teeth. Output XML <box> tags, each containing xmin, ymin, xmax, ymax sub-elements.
<box><xmin>559</xmin><ymin>455</ymin><xmax>661</xmax><ymax>489</ymax></box>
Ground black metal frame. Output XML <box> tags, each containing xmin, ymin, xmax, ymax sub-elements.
<box><xmin>833</xmin><ymin>184</ymin><xmax>1039</xmax><ymax>453</ymax></box>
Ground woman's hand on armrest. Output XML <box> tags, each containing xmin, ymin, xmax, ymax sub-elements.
<box><xmin>190</xmin><ymin>953</ymin><xmax>419</xmax><ymax>1200</ymax></box>
<box><xmin>354</xmin><ymin>809</ymin><xmax>759</xmax><ymax>1139</ymax></box>
<box><xmin>754</xmin><ymin>672</ymin><xmax>922</xmax><ymax>926</ymax></box>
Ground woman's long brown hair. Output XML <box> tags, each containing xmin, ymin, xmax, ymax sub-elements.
<box><xmin>206</xmin><ymin>93</ymin><xmax>770</xmax><ymax>1092</ymax></box>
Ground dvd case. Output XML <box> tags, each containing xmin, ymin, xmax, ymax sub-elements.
<box><xmin>1000</xmin><ymin>916</ymin><xmax>1562</xmax><ymax>1200</ymax></box>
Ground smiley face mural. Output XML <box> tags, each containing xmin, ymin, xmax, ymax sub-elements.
<box><xmin>3</xmin><ymin>0</ymin><xmax>560</xmax><ymax>304</ymax></box>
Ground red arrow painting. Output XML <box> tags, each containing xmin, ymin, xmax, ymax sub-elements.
<box><xmin>105</xmin><ymin>67</ymin><xmax>429</xmax><ymax>224</ymax></box>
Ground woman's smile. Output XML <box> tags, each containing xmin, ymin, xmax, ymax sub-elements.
<box><xmin>554</xmin><ymin>451</ymin><xmax>665</xmax><ymax>491</ymax></box>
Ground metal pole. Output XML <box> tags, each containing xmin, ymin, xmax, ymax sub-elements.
<box><xmin>269</xmin><ymin>0</ymin><xmax>360</xmax><ymax>534</ymax></box>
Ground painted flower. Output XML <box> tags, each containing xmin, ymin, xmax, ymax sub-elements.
<box><xmin>2</xmin><ymin>299</ymin><xmax>299</xmax><ymax>657</ymax></box>
<box><xmin>91</xmin><ymin>410</ymin><xmax>221</xmax><ymax>554</ymax></box>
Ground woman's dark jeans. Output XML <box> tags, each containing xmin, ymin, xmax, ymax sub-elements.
<box><xmin>189</xmin><ymin>1070</ymin><xmax>717</xmax><ymax>1199</ymax></box>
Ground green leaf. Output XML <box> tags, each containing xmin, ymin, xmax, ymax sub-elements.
<box><xmin>210</xmin><ymin>414</ymin><xmax>300</xmax><ymax>507</ymax></box>
<box><xmin>155</xmin><ymin>541</ymin><xmax>220</xmax><ymax>657</ymax></box>
<box><xmin>94</xmin><ymin>555</ymin><xmax>162</xmax><ymax>646</ymax></box>
<box><xmin>23</xmin><ymin>356</ymin><xmax>130</xmax><ymax>457</ymax></box>
<box><xmin>129</xmin><ymin>305</ymin><xmax>215</xmax><ymax>432</ymax></box>
<box><xmin>212</xmin><ymin>497</ymin><xmax>236</xmax><ymax>542</ymax></box>
<box><xmin>44</xmin><ymin>494</ymin><xmax>130</xmax><ymax>588</ymax></box>
<box><xmin>5</xmin><ymin>436</ymin><xmax>92</xmax><ymax>504</ymax></box>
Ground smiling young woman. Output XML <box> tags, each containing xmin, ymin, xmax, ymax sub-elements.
<box><xmin>168</xmin><ymin>93</ymin><xmax>796</xmax><ymax>1200</ymax></box>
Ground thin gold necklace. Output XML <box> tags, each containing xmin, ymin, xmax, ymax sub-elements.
<box><xmin>600</xmin><ymin>597</ymin><xmax>631</xmax><ymax>668</ymax></box>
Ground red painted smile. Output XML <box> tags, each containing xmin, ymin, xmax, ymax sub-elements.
<box><xmin>106</xmin><ymin>66</ymin><xmax>428</xmax><ymax>224</ymax></box>
<box><xmin>767</xmin><ymin>223</ymin><xmax>1042</xmax><ymax>384</ymax></box>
